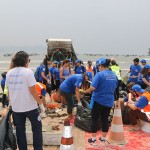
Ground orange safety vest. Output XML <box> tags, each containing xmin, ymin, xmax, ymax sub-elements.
<box><xmin>86</xmin><ymin>66</ymin><xmax>93</xmax><ymax>73</ymax></box>
<box><xmin>141</xmin><ymin>92</ymin><xmax>150</xmax><ymax>121</ymax></box>
<box><xmin>35</xmin><ymin>82</ymin><xmax>46</xmax><ymax>96</ymax></box>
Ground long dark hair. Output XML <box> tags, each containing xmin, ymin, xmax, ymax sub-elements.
<box><xmin>82</xmin><ymin>74</ymin><xmax>90</xmax><ymax>90</ymax></box>
<box><xmin>43</xmin><ymin>55</ymin><xmax>49</xmax><ymax>75</ymax></box>
<box><xmin>141</xmin><ymin>67</ymin><xmax>149</xmax><ymax>77</ymax></box>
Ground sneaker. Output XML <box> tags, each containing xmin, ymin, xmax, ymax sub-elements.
<box><xmin>99</xmin><ymin>137</ymin><xmax>106</xmax><ymax>143</ymax></box>
<box><xmin>99</xmin><ymin>137</ymin><xmax>109</xmax><ymax>144</ymax></box>
<box><xmin>88</xmin><ymin>138</ymin><xmax>97</xmax><ymax>145</ymax></box>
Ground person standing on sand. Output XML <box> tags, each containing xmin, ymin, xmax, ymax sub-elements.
<box><xmin>6</xmin><ymin>51</ymin><xmax>45</xmax><ymax>150</ymax></box>
<box><xmin>83</xmin><ymin>58</ymin><xmax>118</xmax><ymax>145</ymax></box>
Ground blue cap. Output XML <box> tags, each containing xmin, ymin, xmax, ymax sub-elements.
<box><xmin>144</xmin><ymin>64</ymin><xmax>150</xmax><ymax>69</ymax></box>
<box><xmin>132</xmin><ymin>84</ymin><xmax>145</xmax><ymax>93</ymax></box>
<box><xmin>140</xmin><ymin>59</ymin><xmax>146</xmax><ymax>63</ymax></box>
<box><xmin>53</xmin><ymin>61</ymin><xmax>58</xmax><ymax>64</ymax></box>
<box><xmin>97</xmin><ymin>58</ymin><xmax>107</xmax><ymax>66</ymax></box>
<box><xmin>75</xmin><ymin>59</ymin><xmax>81</xmax><ymax>63</ymax></box>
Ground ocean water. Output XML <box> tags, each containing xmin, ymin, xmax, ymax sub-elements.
<box><xmin>0</xmin><ymin>52</ymin><xmax>149</xmax><ymax>80</ymax></box>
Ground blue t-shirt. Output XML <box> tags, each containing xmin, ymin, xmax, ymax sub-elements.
<box><xmin>91</xmin><ymin>70</ymin><xmax>118</xmax><ymax>107</ymax></box>
<box><xmin>60</xmin><ymin>74</ymin><xmax>83</xmax><ymax>93</ymax></box>
<box><xmin>39</xmin><ymin>65</ymin><xmax>48</xmax><ymax>81</ymax></box>
<box><xmin>1</xmin><ymin>78</ymin><xmax>6</xmax><ymax>86</ymax></box>
<box><xmin>135</xmin><ymin>96</ymin><xmax>148</xmax><ymax>109</ymax></box>
<box><xmin>53</xmin><ymin>68</ymin><xmax>60</xmax><ymax>80</ymax></box>
<box><xmin>49</xmin><ymin>67</ymin><xmax>55</xmax><ymax>76</ymax></box>
<box><xmin>74</xmin><ymin>66</ymin><xmax>86</xmax><ymax>74</ymax></box>
<box><xmin>128</xmin><ymin>65</ymin><xmax>142</xmax><ymax>83</ymax></box>
<box><xmin>138</xmin><ymin>74</ymin><xmax>150</xmax><ymax>85</ymax></box>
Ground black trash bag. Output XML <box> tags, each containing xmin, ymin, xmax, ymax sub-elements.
<box><xmin>74</xmin><ymin>105</ymin><xmax>102</xmax><ymax>132</ymax></box>
<box><xmin>0</xmin><ymin>109</ymin><xmax>17</xmax><ymax>150</ymax></box>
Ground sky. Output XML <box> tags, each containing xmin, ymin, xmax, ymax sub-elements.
<box><xmin>0</xmin><ymin>0</ymin><xmax>150</xmax><ymax>55</ymax></box>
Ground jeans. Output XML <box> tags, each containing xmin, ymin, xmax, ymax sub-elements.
<box><xmin>13</xmin><ymin>109</ymin><xmax>43</xmax><ymax>150</ymax></box>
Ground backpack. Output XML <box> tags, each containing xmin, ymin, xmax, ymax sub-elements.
<box><xmin>74</xmin><ymin>66</ymin><xmax>85</xmax><ymax>74</ymax></box>
<box><xmin>34</xmin><ymin>66</ymin><xmax>41</xmax><ymax>82</ymax></box>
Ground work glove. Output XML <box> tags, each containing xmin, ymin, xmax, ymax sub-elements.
<box><xmin>78</xmin><ymin>101</ymin><xmax>82</xmax><ymax>106</ymax></box>
<box><xmin>39</xmin><ymin>103</ymin><xmax>45</xmax><ymax>114</ymax></box>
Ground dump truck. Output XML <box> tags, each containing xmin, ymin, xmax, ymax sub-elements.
<box><xmin>46</xmin><ymin>38</ymin><xmax>77</xmax><ymax>63</ymax></box>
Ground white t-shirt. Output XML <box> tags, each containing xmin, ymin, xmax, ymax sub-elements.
<box><xmin>6</xmin><ymin>67</ymin><xmax>38</xmax><ymax>112</ymax></box>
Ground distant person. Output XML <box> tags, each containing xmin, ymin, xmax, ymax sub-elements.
<box><xmin>137</xmin><ymin>64</ymin><xmax>150</xmax><ymax>89</ymax></box>
<box><xmin>127</xmin><ymin>58</ymin><xmax>142</xmax><ymax>85</ymax></box>
<box><xmin>53</xmin><ymin>62</ymin><xmax>61</xmax><ymax>91</ymax></box>
<box><xmin>52</xmin><ymin>48</ymin><xmax>65</xmax><ymax>62</ymax></box>
<box><xmin>60</xmin><ymin>59</ymin><xmax>71</xmax><ymax>83</ymax></box>
<box><xmin>140</xmin><ymin>59</ymin><xmax>147</xmax><ymax>68</ymax></box>
<box><xmin>6</xmin><ymin>51</ymin><xmax>45</xmax><ymax>150</ymax></box>
<box><xmin>74</xmin><ymin>59</ymin><xmax>86</xmax><ymax>75</ymax></box>
<box><xmin>1</xmin><ymin>72</ymin><xmax>7</xmax><ymax>108</ymax></box>
<box><xmin>93</xmin><ymin>60</ymin><xmax>99</xmax><ymax>76</ymax></box>
<box><xmin>110</xmin><ymin>60</ymin><xmax>122</xmax><ymax>100</ymax></box>
<box><xmin>86</xmin><ymin>60</ymin><xmax>93</xmax><ymax>81</ymax></box>
<box><xmin>49</xmin><ymin>61</ymin><xmax>58</xmax><ymax>91</ymax></box>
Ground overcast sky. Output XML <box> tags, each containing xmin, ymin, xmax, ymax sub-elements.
<box><xmin>0</xmin><ymin>0</ymin><xmax>150</xmax><ymax>55</ymax></box>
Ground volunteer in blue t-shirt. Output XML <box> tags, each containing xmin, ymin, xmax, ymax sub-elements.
<box><xmin>59</xmin><ymin>73</ymin><xmax>90</xmax><ymax>124</ymax></box>
<box><xmin>137</xmin><ymin>64</ymin><xmax>150</xmax><ymax>89</ymax></box>
<box><xmin>74</xmin><ymin>59</ymin><xmax>86</xmax><ymax>75</ymax></box>
<box><xmin>125</xmin><ymin>84</ymin><xmax>150</xmax><ymax>131</ymax></box>
<box><xmin>127</xmin><ymin>58</ymin><xmax>142</xmax><ymax>84</ymax></box>
<box><xmin>83</xmin><ymin>58</ymin><xmax>118</xmax><ymax>144</ymax></box>
<box><xmin>53</xmin><ymin>62</ymin><xmax>61</xmax><ymax>91</ymax></box>
<box><xmin>93</xmin><ymin>60</ymin><xmax>99</xmax><ymax>76</ymax></box>
<box><xmin>49</xmin><ymin>61</ymin><xmax>58</xmax><ymax>91</ymax></box>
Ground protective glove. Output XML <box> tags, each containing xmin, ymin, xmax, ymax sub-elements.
<box><xmin>39</xmin><ymin>103</ymin><xmax>45</xmax><ymax>114</ymax></box>
<box><xmin>78</xmin><ymin>101</ymin><xmax>82</xmax><ymax>106</ymax></box>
